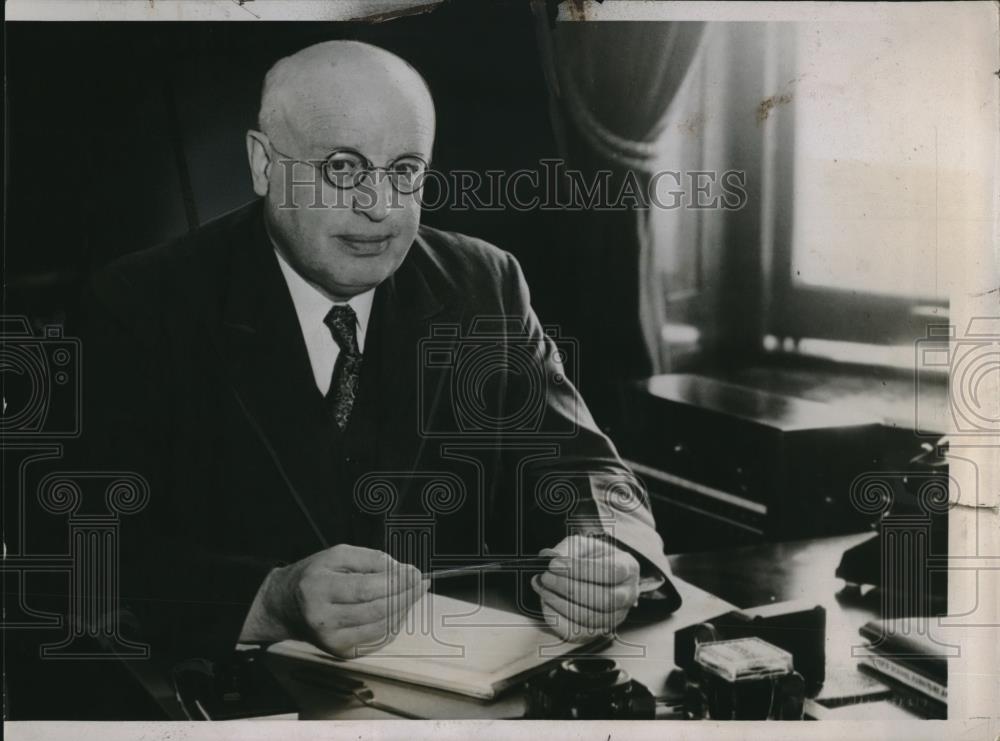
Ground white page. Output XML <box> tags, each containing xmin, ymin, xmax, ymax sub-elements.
<box><xmin>267</xmin><ymin>593</ymin><xmax>603</xmax><ymax>699</ymax></box>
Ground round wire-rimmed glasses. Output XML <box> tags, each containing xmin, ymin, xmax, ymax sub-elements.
<box><xmin>269</xmin><ymin>142</ymin><xmax>429</xmax><ymax>194</ymax></box>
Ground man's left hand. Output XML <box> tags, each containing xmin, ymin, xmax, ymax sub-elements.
<box><xmin>531</xmin><ymin>534</ymin><xmax>640</xmax><ymax>643</ymax></box>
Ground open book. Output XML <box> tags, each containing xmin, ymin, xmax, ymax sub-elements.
<box><xmin>266</xmin><ymin>592</ymin><xmax>607</xmax><ymax>700</ymax></box>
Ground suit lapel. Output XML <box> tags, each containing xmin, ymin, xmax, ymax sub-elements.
<box><xmin>371</xmin><ymin>232</ymin><xmax>452</xmax><ymax>509</ymax></box>
<box><xmin>217</xmin><ymin>208</ymin><xmax>345</xmax><ymax>548</ymax></box>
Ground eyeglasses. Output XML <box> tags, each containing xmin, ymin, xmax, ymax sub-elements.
<box><xmin>268</xmin><ymin>142</ymin><xmax>428</xmax><ymax>194</ymax></box>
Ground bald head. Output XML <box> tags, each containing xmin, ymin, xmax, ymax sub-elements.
<box><xmin>258</xmin><ymin>40</ymin><xmax>435</xmax><ymax>155</ymax></box>
<box><xmin>247</xmin><ymin>40</ymin><xmax>434</xmax><ymax>302</ymax></box>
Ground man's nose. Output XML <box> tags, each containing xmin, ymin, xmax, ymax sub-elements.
<box><xmin>350</xmin><ymin>171</ymin><xmax>394</xmax><ymax>222</ymax></box>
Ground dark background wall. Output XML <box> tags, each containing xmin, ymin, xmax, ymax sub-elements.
<box><xmin>5</xmin><ymin>3</ymin><xmax>584</xmax><ymax>359</ymax></box>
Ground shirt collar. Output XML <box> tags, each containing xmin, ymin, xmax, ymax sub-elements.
<box><xmin>273</xmin><ymin>248</ymin><xmax>375</xmax><ymax>347</ymax></box>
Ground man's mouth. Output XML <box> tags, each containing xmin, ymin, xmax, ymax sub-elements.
<box><xmin>338</xmin><ymin>233</ymin><xmax>392</xmax><ymax>253</ymax></box>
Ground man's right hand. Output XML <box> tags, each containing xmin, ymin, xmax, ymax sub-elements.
<box><xmin>240</xmin><ymin>544</ymin><xmax>427</xmax><ymax>658</ymax></box>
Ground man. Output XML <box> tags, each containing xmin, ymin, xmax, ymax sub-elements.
<box><xmin>82</xmin><ymin>40</ymin><xmax>677</xmax><ymax>665</ymax></box>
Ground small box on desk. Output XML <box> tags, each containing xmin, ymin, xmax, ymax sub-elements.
<box><xmin>621</xmin><ymin>374</ymin><xmax>885</xmax><ymax>549</ymax></box>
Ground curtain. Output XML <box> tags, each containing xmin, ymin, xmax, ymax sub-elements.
<box><xmin>535</xmin><ymin>11</ymin><xmax>706</xmax><ymax>375</ymax></box>
<box><xmin>553</xmin><ymin>21</ymin><xmax>706</xmax><ymax>172</ymax></box>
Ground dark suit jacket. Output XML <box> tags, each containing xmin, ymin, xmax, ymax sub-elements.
<box><xmin>80</xmin><ymin>199</ymin><xmax>674</xmax><ymax>663</ymax></box>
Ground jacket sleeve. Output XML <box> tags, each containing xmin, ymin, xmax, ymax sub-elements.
<box><xmin>78</xmin><ymin>268</ymin><xmax>278</xmax><ymax>665</ymax></box>
<box><xmin>498</xmin><ymin>252</ymin><xmax>676</xmax><ymax>592</ymax></box>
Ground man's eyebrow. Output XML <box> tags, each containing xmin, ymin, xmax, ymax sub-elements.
<box><xmin>392</xmin><ymin>151</ymin><xmax>430</xmax><ymax>161</ymax></box>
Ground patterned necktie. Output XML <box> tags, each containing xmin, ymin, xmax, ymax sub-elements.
<box><xmin>323</xmin><ymin>305</ymin><xmax>362</xmax><ymax>431</ymax></box>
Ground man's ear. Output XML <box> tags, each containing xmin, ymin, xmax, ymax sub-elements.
<box><xmin>246</xmin><ymin>130</ymin><xmax>271</xmax><ymax>197</ymax></box>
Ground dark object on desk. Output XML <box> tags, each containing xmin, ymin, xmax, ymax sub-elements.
<box><xmin>622</xmin><ymin>374</ymin><xmax>885</xmax><ymax>550</ymax></box>
<box><xmin>694</xmin><ymin>637</ymin><xmax>806</xmax><ymax>720</ymax></box>
<box><xmin>170</xmin><ymin>650</ymin><xmax>297</xmax><ymax>720</ymax></box>
<box><xmin>855</xmin><ymin>663</ymin><xmax>946</xmax><ymax>720</ymax></box>
<box><xmin>835</xmin><ymin>534</ymin><xmax>881</xmax><ymax>589</ymax></box>
<box><xmin>855</xmin><ymin>617</ymin><xmax>947</xmax><ymax>718</ymax></box>
<box><xmin>858</xmin><ymin>619</ymin><xmax>947</xmax><ymax>686</ymax></box>
<box><xmin>663</xmin><ymin>639</ymin><xmax>805</xmax><ymax>720</ymax></box>
<box><xmin>634</xmin><ymin>580</ymin><xmax>684</xmax><ymax>617</ymax></box>
<box><xmin>835</xmin><ymin>438</ymin><xmax>950</xmax><ymax>617</ymax></box>
<box><xmin>524</xmin><ymin>657</ymin><xmax>656</xmax><ymax>719</ymax></box>
<box><xmin>674</xmin><ymin>600</ymin><xmax>826</xmax><ymax>693</ymax></box>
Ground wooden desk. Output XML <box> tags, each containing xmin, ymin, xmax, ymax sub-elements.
<box><xmin>669</xmin><ymin>531</ymin><xmax>923</xmax><ymax>717</ymax></box>
<box><xmin>262</xmin><ymin>532</ymin><xmax>913</xmax><ymax>720</ymax></box>
<box><xmin>264</xmin><ymin>577</ymin><xmax>735</xmax><ymax>720</ymax></box>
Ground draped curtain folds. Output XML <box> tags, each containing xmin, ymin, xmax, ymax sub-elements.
<box><xmin>540</xmin><ymin>16</ymin><xmax>706</xmax><ymax>375</ymax></box>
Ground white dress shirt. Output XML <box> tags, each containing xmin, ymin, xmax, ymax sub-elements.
<box><xmin>274</xmin><ymin>249</ymin><xmax>375</xmax><ymax>396</ymax></box>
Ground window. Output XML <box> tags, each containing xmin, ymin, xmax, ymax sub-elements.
<box><xmin>771</xmin><ymin>20</ymin><xmax>990</xmax><ymax>350</ymax></box>
<box><xmin>651</xmin><ymin>19</ymin><xmax>988</xmax><ymax>372</ymax></box>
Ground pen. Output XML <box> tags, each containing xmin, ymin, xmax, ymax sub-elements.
<box><xmin>426</xmin><ymin>556</ymin><xmax>555</xmax><ymax>581</ymax></box>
